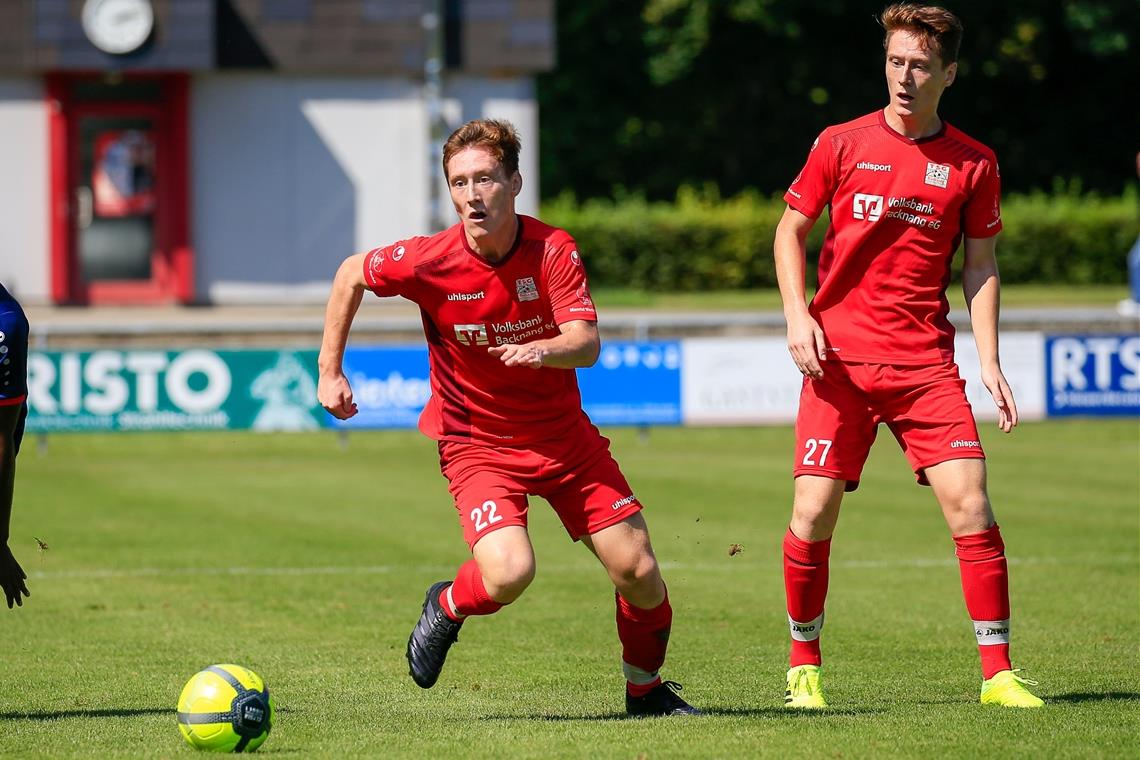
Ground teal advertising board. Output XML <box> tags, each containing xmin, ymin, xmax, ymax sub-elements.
<box><xmin>26</xmin><ymin>349</ymin><xmax>324</xmax><ymax>432</ymax></box>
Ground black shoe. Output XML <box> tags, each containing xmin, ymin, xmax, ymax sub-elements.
<box><xmin>406</xmin><ymin>581</ymin><xmax>463</xmax><ymax>689</ymax></box>
<box><xmin>625</xmin><ymin>680</ymin><xmax>702</xmax><ymax>717</ymax></box>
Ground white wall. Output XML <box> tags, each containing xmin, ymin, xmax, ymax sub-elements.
<box><xmin>0</xmin><ymin>79</ymin><xmax>49</xmax><ymax>303</ymax></box>
<box><xmin>191</xmin><ymin>74</ymin><xmax>541</xmax><ymax>304</ymax></box>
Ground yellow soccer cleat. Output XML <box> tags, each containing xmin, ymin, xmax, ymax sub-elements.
<box><xmin>785</xmin><ymin>664</ymin><xmax>827</xmax><ymax>709</ymax></box>
<box><xmin>980</xmin><ymin>669</ymin><xmax>1044</xmax><ymax>708</ymax></box>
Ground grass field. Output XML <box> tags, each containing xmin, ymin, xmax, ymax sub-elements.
<box><xmin>2</xmin><ymin>421</ymin><xmax>1137</xmax><ymax>758</ymax></box>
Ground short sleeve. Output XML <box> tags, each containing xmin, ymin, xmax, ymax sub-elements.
<box><xmin>362</xmin><ymin>239</ymin><xmax>418</xmax><ymax>298</ymax></box>
<box><xmin>544</xmin><ymin>239</ymin><xmax>598</xmax><ymax>325</ymax></box>
<box><xmin>963</xmin><ymin>158</ymin><xmax>1002</xmax><ymax>239</ymax></box>
<box><xmin>784</xmin><ymin>131</ymin><xmax>838</xmax><ymax>220</ymax></box>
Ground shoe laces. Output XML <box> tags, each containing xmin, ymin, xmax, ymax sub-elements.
<box><xmin>1007</xmin><ymin>669</ymin><xmax>1039</xmax><ymax>687</ymax></box>
<box><xmin>427</xmin><ymin>611</ymin><xmax>461</xmax><ymax>650</ymax></box>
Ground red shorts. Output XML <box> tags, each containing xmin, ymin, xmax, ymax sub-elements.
<box><xmin>438</xmin><ymin>422</ymin><xmax>643</xmax><ymax>548</ymax></box>
<box><xmin>794</xmin><ymin>362</ymin><xmax>984</xmax><ymax>491</ymax></box>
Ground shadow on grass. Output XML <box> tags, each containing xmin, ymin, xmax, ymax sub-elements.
<box><xmin>1047</xmin><ymin>692</ymin><xmax>1140</xmax><ymax>704</ymax></box>
<box><xmin>0</xmin><ymin>707</ymin><xmax>170</xmax><ymax>721</ymax></box>
<box><xmin>477</xmin><ymin>706</ymin><xmax>883</xmax><ymax>722</ymax></box>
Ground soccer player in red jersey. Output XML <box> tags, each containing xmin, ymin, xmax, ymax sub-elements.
<box><xmin>0</xmin><ymin>282</ymin><xmax>31</xmax><ymax>610</ymax></box>
<box><xmin>774</xmin><ymin>4</ymin><xmax>1042</xmax><ymax>709</ymax></box>
<box><xmin>317</xmin><ymin>119</ymin><xmax>699</xmax><ymax>716</ymax></box>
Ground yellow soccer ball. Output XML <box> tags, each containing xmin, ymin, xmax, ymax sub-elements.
<box><xmin>177</xmin><ymin>664</ymin><xmax>274</xmax><ymax>753</ymax></box>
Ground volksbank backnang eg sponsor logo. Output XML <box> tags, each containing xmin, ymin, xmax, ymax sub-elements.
<box><xmin>454</xmin><ymin>323</ymin><xmax>489</xmax><ymax>346</ymax></box>
<box><xmin>852</xmin><ymin>193</ymin><xmax>884</xmax><ymax>221</ymax></box>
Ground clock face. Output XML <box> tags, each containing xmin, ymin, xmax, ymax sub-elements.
<box><xmin>82</xmin><ymin>0</ymin><xmax>154</xmax><ymax>55</ymax></box>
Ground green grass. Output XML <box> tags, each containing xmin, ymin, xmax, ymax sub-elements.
<box><xmin>2</xmin><ymin>421</ymin><xmax>1137</xmax><ymax>758</ymax></box>
<box><xmin>594</xmin><ymin>284</ymin><xmax>1130</xmax><ymax>311</ymax></box>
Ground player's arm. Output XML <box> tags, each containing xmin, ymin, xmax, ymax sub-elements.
<box><xmin>488</xmin><ymin>320</ymin><xmax>600</xmax><ymax>370</ymax></box>
<box><xmin>774</xmin><ymin>206</ymin><xmax>827</xmax><ymax>378</ymax></box>
<box><xmin>317</xmin><ymin>252</ymin><xmax>368</xmax><ymax>420</ymax></box>
<box><xmin>963</xmin><ymin>235</ymin><xmax>1017</xmax><ymax>432</ymax></box>
<box><xmin>0</xmin><ymin>403</ymin><xmax>29</xmax><ymax>609</ymax></box>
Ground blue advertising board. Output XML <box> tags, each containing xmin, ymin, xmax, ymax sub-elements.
<box><xmin>577</xmin><ymin>341</ymin><xmax>682</xmax><ymax>425</ymax></box>
<box><xmin>330</xmin><ymin>346</ymin><xmax>431</xmax><ymax>429</ymax></box>
<box><xmin>1045</xmin><ymin>335</ymin><xmax>1140</xmax><ymax>417</ymax></box>
<box><xmin>327</xmin><ymin>341</ymin><xmax>682</xmax><ymax>429</ymax></box>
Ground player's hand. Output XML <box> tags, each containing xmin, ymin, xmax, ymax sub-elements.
<box><xmin>317</xmin><ymin>371</ymin><xmax>358</xmax><ymax>419</ymax></box>
<box><xmin>980</xmin><ymin>364</ymin><xmax>1018</xmax><ymax>433</ymax></box>
<box><xmin>0</xmin><ymin>543</ymin><xmax>29</xmax><ymax>609</ymax></box>
<box><xmin>488</xmin><ymin>343</ymin><xmax>546</xmax><ymax>369</ymax></box>
<box><xmin>786</xmin><ymin>313</ymin><xmax>828</xmax><ymax>379</ymax></box>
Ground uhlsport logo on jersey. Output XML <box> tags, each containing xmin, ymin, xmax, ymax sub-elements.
<box><xmin>852</xmin><ymin>193</ymin><xmax>884</xmax><ymax>221</ymax></box>
<box><xmin>924</xmin><ymin>162</ymin><xmax>951</xmax><ymax>188</ymax></box>
<box><xmin>515</xmin><ymin>277</ymin><xmax>539</xmax><ymax>302</ymax></box>
<box><xmin>454</xmin><ymin>323</ymin><xmax>489</xmax><ymax>346</ymax></box>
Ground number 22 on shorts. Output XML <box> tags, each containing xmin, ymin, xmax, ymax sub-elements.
<box><xmin>470</xmin><ymin>499</ymin><xmax>503</xmax><ymax>533</ymax></box>
<box><xmin>802</xmin><ymin>438</ymin><xmax>833</xmax><ymax>467</ymax></box>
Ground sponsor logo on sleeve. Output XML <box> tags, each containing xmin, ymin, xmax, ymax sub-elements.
<box><xmin>570</xmin><ymin>249</ymin><xmax>581</xmax><ymax>266</ymax></box>
<box><xmin>515</xmin><ymin>276</ymin><xmax>539</xmax><ymax>302</ymax></box>
<box><xmin>454</xmin><ymin>323</ymin><xmax>489</xmax><ymax>346</ymax></box>
<box><xmin>392</xmin><ymin>245</ymin><xmax>405</xmax><ymax>262</ymax></box>
<box><xmin>576</xmin><ymin>283</ymin><xmax>593</xmax><ymax>307</ymax></box>
<box><xmin>366</xmin><ymin>249</ymin><xmax>385</xmax><ymax>280</ymax></box>
<box><xmin>852</xmin><ymin>193</ymin><xmax>884</xmax><ymax>221</ymax></box>
<box><xmin>924</xmin><ymin>162</ymin><xmax>951</xmax><ymax>189</ymax></box>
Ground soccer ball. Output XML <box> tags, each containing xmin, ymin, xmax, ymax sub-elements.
<box><xmin>177</xmin><ymin>664</ymin><xmax>274</xmax><ymax>752</ymax></box>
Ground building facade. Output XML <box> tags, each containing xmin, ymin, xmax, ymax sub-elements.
<box><xmin>0</xmin><ymin>0</ymin><xmax>553</xmax><ymax>304</ymax></box>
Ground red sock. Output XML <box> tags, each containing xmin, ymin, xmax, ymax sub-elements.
<box><xmin>954</xmin><ymin>523</ymin><xmax>1012</xmax><ymax>679</ymax></box>
<box><xmin>616</xmin><ymin>591</ymin><xmax>671</xmax><ymax>697</ymax></box>
<box><xmin>783</xmin><ymin>528</ymin><xmax>831</xmax><ymax>668</ymax></box>
<box><xmin>442</xmin><ymin>559</ymin><xmax>504</xmax><ymax>621</ymax></box>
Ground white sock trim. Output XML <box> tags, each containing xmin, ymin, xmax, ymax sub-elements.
<box><xmin>973</xmin><ymin>619</ymin><xmax>1010</xmax><ymax>646</ymax></box>
<box><xmin>446</xmin><ymin>585</ymin><xmax>464</xmax><ymax>619</ymax></box>
<box><xmin>788</xmin><ymin>612</ymin><xmax>825</xmax><ymax>642</ymax></box>
<box><xmin>622</xmin><ymin>661</ymin><xmax>659</xmax><ymax>686</ymax></box>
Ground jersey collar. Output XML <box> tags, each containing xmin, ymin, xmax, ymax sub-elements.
<box><xmin>459</xmin><ymin>215</ymin><xmax>524</xmax><ymax>268</ymax></box>
<box><xmin>877</xmin><ymin>108</ymin><xmax>947</xmax><ymax>145</ymax></box>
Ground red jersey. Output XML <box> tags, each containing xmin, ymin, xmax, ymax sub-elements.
<box><xmin>362</xmin><ymin>215</ymin><xmax>598</xmax><ymax>445</ymax></box>
<box><xmin>785</xmin><ymin>110</ymin><xmax>1002</xmax><ymax>365</ymax></box>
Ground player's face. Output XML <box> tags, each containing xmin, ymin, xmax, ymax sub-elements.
<box><xmin>446</xmin><ymin>146</ymin><xmax>522</xmax><ymax>255</ymax></box>
<box><xmin>884</xmin><ymin>30</ymin><xmax>957</xmax><ymax>126</ymax></box>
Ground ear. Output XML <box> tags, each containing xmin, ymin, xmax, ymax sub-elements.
<box><xmin>944</xmin><ymin>61</ymin><xmax>957</xmax><ymax>87</ymax></box>
<box><xmin>511</xmin><ymin>171</ymin><xmax>523</xmax><ymax>197</ymax></box>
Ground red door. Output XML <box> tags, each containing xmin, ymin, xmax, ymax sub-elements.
<box><xmin>47</xmin><ymin>74</ymin><xmax>192</xmax><ymax>304</ymax></box>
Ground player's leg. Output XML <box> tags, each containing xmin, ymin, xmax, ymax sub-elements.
<box><xmin>543</xmin><ymin>429</ymin><xmax>698</xmax><ymax>716</ymax></box>
<box><xmin>407</xmin><ymin>444</ymin><xmax>533</xmax><ymax>689</ymax></box>
<box><xmin>925</xmin><ymin>459</ymin><xmax>1042</xmax><ymax>707</ymax></box>
<box><xmin>582</xmin><ymin>514</ymin><xmax>699</xmax><ymax>717</ymax></box>
<box><xmin>889</xmin><ymin>364</ymin><xmax>1041</xmax><ymax>707</ymax></box>
<box><xmin>785</xmin><ymin>366</ymin><xmax>875</xmax><ymax>708</ymax></box>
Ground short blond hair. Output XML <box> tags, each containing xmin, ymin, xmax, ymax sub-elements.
<box><xmin>442</xmin><ymin>119</ymin><xmax>521</xmax><ymax>179</ymax></box>
<box><xmin>880</xmin><ymin>3</ymin><xmax>963</xmax><ymax>65</ymax></box>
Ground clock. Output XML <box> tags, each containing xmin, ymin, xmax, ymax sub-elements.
<box><xmin>81</xmin><ymin>0</ymin><xmax>155</xmax><ymax>55</ymax></box>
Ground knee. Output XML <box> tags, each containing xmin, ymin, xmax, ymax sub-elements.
<box><xmin>944</xmin><ymin>491</ymin><xmax>993</xmax><ymax>533</ymax></box>
<box><xmin>480</xmin><ymin>553</ymin><xmax>535</xmax><ymax>604</ymax></box>
<box><xmin>609</xmin><ymin>551</ymin><xmax>661</xmax><ymax>596</ymax></box>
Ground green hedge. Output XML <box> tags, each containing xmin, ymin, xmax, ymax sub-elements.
<box><xmin>541</xmin><ymin>185</ymin><xmax>1138</xmax><ymax>290</ymax></box>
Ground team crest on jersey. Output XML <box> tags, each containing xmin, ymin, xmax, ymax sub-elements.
<box><xmin>924</xmin><ymin>162</ymin><xmax>951</xmax><ymax>189</ymax></box>
<box><xmin>515</xmin><ymin>277</ymin><xmax>539</xmax><ymax>302</ymax></box>
<box><xmin>454</xmin><ymin>323</ymin><xmax>489</xmax><ymax>346</ymax></box>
